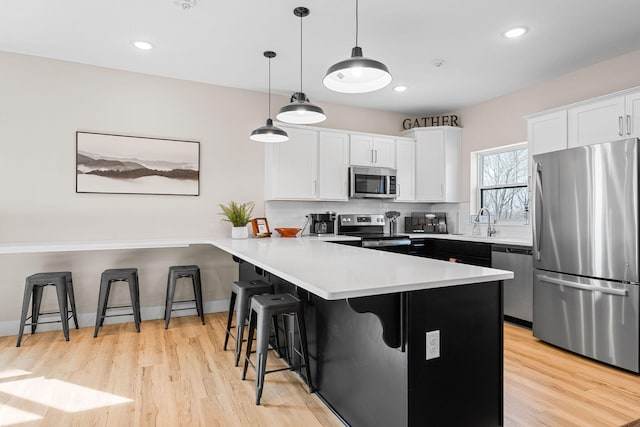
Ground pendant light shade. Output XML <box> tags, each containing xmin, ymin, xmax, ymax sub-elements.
<box><xmin>250</xmin><ymin>51</ymin><xmax>289</xmax><ymax>143</ymax></box>
<box><xmin>323</xmin><ymin>0</ymin><xmax>392</xmax><ymax>93</ymax></box>
<box><xmin>276</xmin><ymin>7</ymin><xmax>326</xmax><ymax>125</ymax></box>
<box><xmin>250</xmin><ymin>118</ymin><xmax>289</xmax><ymax>143</ymax></box>
<box><xmin>276</xmin><ymin>92</ymin><xmax>326</xmax><ymax>124</ymax></box>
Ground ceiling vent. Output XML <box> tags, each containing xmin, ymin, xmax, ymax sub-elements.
<box><xmin>172</xmin><ymin>0</ymin><xmax>195</xmax><ymax>10</ymax></box>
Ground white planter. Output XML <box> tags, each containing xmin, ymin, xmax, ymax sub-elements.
<box><xmin>231</xmin><ymin>226</ymin><xmax>249</xmax><ymax>239</ymax></box>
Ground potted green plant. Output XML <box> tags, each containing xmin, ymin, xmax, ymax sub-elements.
<box><xmin>218</xmin><ymin>201</ymin><xmax>255</xmax><ymax>239</ymax></box>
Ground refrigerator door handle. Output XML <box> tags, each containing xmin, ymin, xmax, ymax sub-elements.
<box><xmin>537</xmin><ymin>275</ymin><xmax>629</xmax><ymax>296</ymax></box>
<box><xmin>534</xmin><ymin>161</ymin><xmax>543</xmax><ymax>261</ymax></box>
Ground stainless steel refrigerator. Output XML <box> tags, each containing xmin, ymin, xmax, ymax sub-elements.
<box><xmin>533</xmin><ymin>137</ymin><xmax>640</xmax><ymax>373</ymax></box>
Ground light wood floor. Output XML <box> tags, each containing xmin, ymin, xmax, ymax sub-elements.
<box><xmin>504</xmin><ymin>323</ymin><xmax>640</xmax><ymax>427</ymax></box>
<box><xmin>1</xmin><ymin>314</ymin><xmax>639</xmax><ymax>426</ymax></box>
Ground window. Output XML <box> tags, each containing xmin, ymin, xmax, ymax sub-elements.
<box><xmin>478</xmin><ymin>144</ymin><xmax>528</xmax><ymax>222</ymax></box>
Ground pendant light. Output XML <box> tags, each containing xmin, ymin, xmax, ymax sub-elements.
<box><xmin>250</xmin><ymin>51</ymin><xmax>289</xmax><ymax>143</ymax></box>
<box><xmin>276</xmin><ymin>7</ymin><xmax>326</xmax><ymax>125</ymax></box>
<box><xmin>323</xmin><ymin>0</ymin><xmax>392</xmax><ymax>93</ymax></box>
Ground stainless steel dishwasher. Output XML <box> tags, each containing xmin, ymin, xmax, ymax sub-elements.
<box><xmin>491</xmin><ymin>244</ymin><xmax>533</xmax><ymax>327</ymax></box>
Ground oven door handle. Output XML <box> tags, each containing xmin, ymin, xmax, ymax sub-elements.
<box><xmin>362</xmin><ymin>238</ymin><xmax>411</xmax><ymax>248</ymax></box>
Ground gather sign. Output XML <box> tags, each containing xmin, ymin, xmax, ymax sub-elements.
<box><xmin>402</xmin><ymin>115</ymin><xmax>460</xmax><ymax>130</ymax></box>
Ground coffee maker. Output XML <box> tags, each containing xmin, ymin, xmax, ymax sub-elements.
<box><xmin>308</xmin><ymin>212</ymin><xmax>336</xmax><ymax>236</ymax></box>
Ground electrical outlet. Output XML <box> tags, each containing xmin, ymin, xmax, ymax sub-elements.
<box><xmin>426</xmin><ymin>330</ymin><xmax>440</xmax><ymax>360</ymax></box>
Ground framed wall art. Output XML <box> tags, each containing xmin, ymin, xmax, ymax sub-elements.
<box><xmin>76</xmin><ymin>131</ymin><xmax>200</xmax><ymax>196</ymax></box>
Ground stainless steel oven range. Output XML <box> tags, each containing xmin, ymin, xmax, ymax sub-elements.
<box><xmin>338</xmin><ymin>214</ymin><xmax>410</xmax><ymax>254</ymax></box>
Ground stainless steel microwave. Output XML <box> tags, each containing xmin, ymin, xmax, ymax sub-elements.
<box><xmin>349</xmin><ymin>166</ymin><xmax>397</xmax><ymax>199</ymax></box>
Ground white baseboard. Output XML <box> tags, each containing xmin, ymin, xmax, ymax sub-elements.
<box><xmin>0</xmin><ymin>298</ymin><xmax>230</xmax><ymax>338</ymax></box>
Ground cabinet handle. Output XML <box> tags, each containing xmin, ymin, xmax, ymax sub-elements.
<box><xmin>371</xmin><ymin>149</ymin><xmax>375</xmax><ymax>163</ymax></box>
<box><xmin>619</xmin><ymin>116</ymin><xmax>624</xmax><ymax>136</ymax></box>
<box><xmin>374</xmin><ymin>149</ymin><xmax>378</xmax><ymax>163</ymax></box>
<box><xmin>397</xmin><ymin>183</ymin><xmax>401</xmax><ymax>197</ymax></box>
<box><xmin>627</xmin><ymin>114</ymin><xmax>632</xmax><ymax>135</ymax></box>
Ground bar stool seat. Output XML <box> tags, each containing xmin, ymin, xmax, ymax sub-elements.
<box><xmin>93</xmin><ymin>268</ymin><xmax>141</xmax><ymax>338</ymax></box>
<box><xmin>223</xmin><ymin>280</ymin><xmax>274</xmax><ymax>366</ymax></box>
<box><xmin>16</xmin><ymin>271</ymin><xmax>79</xmax><ymax>347</ymax></box>
<box><xmin>164</xmin><ymin>265</ymin><xmax>204</xmax><ymax>329</ymax></box>
<box><xmin>242</xmin><ymin>293</ymin><xmax>313</xmax><ymax>405</ymax></box>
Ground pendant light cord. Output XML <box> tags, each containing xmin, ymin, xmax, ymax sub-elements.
<box><xmin>355</xmin><ymin>0</ymin><xmax>359</xmax><ymax>47</ymax></box>
<box><xmin>268</xmin><ymin>56</ymin><xmax>272</xmax><ymax>118</ymax></box>
<box><xmin>299</xmin><ymin>12</ymin><xmax>303</xmax><ymax>94</ymax></box>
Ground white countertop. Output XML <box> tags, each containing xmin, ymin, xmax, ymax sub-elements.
<box><xmin>0</xmin><ymin>238</ymin><xmax>211</xmax><ymax>254</ymax></box>
<box><xmin>0</xmin><ymin>236</ymin><xmax>514</xmax><ymax>300</ymax></box>
<box><xmin>209</xmin><ymin>237</ymin><xmax>513</xmax><ymax>300</ymax></box>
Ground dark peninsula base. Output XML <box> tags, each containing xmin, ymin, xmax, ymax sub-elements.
<box><xmin>239</xmin><ymin>261</ymin><xmax>503</xmax><ymax>427</ymax></box>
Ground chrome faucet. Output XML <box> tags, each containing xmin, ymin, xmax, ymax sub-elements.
<box><xmin>477</xmin><ymin>207</ymin><xmax>497</xmax><ymax>237</ymax></box>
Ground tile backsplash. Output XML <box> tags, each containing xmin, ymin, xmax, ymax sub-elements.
<box><xmin>265</xmin><ymin>200</ymin><xmax>532</xmax><ymax>240</ymax></box>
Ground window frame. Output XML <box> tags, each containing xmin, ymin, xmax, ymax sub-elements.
<box><xmin>476</xmin><ymin>142</ymin><xmax>529</xmax><ymax>223</ymax></box>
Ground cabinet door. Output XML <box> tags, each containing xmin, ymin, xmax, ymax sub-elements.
<box><xmin>415</xmin><ymin>130</ymin><xmax>445</xmax><ymax>201</ymax></box>
<box><xmin>373</xmin><ymin>137</ymin><xmax>396</xmax><ymax>168</ymax></box>
<box><xmin>395</xmin><ymin>138</ymin><xmax>415</xmax><ymax>201</ymax></box>
<box><xmin>568</xmin><ymin>96</ymin><xmax>625</xmax><ymax>147</ymax></box>
<box><xmin>527</xmin><ymin>110</ymin><xmax>567</xmax><ymax>156</ymax></box>
<box><xmin>350</xmin><ymin>134</ymin><xmax>374</xmax><ymax>166</ymax></box>
<box><xmin>318</xmin><ymin>131</ymin><xmax>349</xmax><ymax>200</ymax></box>
<box><xmin>265</xmin><ymin>127</ymin><xmax>318</xmax><ymax>200</ymax></box>
<box><xmin>625</xmin><ymin>91</ymin><xmax>640</xmax><ymax>139</ymax></box>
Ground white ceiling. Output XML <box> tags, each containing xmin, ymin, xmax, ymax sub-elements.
<box><xmin>2</xmin><ymin>0</ymin><xmax>640</xmax><ymax>116</ymax></box>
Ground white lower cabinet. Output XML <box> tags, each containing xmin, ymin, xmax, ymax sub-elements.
<box><xmin>403</xmin><ymin>126</ymin><xmax>461</xmax><ymax>203</ymax></box>
<box><xmin>265</xmin><ymin>126</ymin><xmax>349</xmax><ymax>201</ymax></box>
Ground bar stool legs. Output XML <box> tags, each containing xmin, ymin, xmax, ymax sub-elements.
<box><xmin>94</xmin><ymin>268</ymin><xmax>140</xmax><ymax>338</ymax></box>
<box><xmin>164</xmin><ymin>265</ymin><xmax>204</xmax><ymax>329</ymax></box>
<box><xmin>17</xmin><ymin>272</ymin><xmax>77</xmax><ymax>347</ymax></box>
<box><xmin>222</xmin><ymin>280</ymin><xmax>274</xmax><ymax>366</ymax></box>
<box><xmin>242</xmin><ymin>293</ymin><xmax>314</xmax><ymax>405</ymax></box>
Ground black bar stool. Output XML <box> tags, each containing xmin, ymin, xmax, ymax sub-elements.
<box><xmin>223</xmin><ymin>280</ymin><xmax>274</xmax><ymax>366</ymax></box>
<box><xmin>16</xmin><ymin>271</ymin><xmax>79</xmax><ymax>347</ymax></box>
<box><xmin>93</xmin><ymin>268</ymin><xmax>141</xmax><ymax>337</ymax></box>
<box><xmin>164</xmin><ymin>265</ymin><xmax>204</xmax><ymax>329</ymax></box>
<box><xmin>242</xmin><ymin>293</ymin><xmax>313</xmax><ymax>405</ymax></box>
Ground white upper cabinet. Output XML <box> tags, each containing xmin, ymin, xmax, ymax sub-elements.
<box><xmin>265</xmin><ymin>126</ymin><xmax>349</xmax><ymax>201</ymax></box>
<box><xmin>568</xmin><ymin>96</ymin><xmax>626</xmax><ymax>148</ymax></box>
<box><xmin>349</xmin><ymin>134</ymin><xmax>396</xmax><ymax>168</ymax></box>
<box><xmin>405</xmin><ymin>126</ymin><xmax>461</xmax><ymax>203</ymax></box>
<box><xmin>395</xmin><ymin>138</ymin><xmax>416</xmax><ymax>201</ymax></box>
<box><xmin>265</xmin><ymin>126</ymin><xmax>318</xmax><ymax>200</ymax></box>
<box><xmin>317</xmin><ymin>131</ymin><xmax>350</xmax><ymax>200</ymax></box>
<box><xmin>528</xmin><ymin>86</ymin><xmax>640</xmax><ymax>155</ymax></box>
<box><xmin>527</xmin><ymin>110</ymin><xmax>567</xmax><ymax>156</ymax></box>
<box><xmin>626</xmin><ymin>91</ymin><xmax>640</xmax><ymax>139</ymax></box>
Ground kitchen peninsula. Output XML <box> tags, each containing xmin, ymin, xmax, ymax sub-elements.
<box><xmin>210</xmin><ymin>236</ymin><xmax>513</xmax><ymax>427</ymax></box>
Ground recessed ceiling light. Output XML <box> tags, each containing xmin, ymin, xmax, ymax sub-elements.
<box><xmin>394</xmin><ymin>85</ymin><xmax>408</xmax><ymax>93</ymax></box>
<box><xmin>133</xmin><ymin>41</ymin><xmax>153</xmax><ymax>51</ymax></box>
<box><xmin>504</xmin><ymin>27</ymin><xmax>528</xmax><ymax>38</ymax></box>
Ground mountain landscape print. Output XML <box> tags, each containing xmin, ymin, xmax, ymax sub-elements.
<box><xmin>76</xmin><ymin>132</ymin><xmax>199</xmax><ymax>195</ymax></box>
